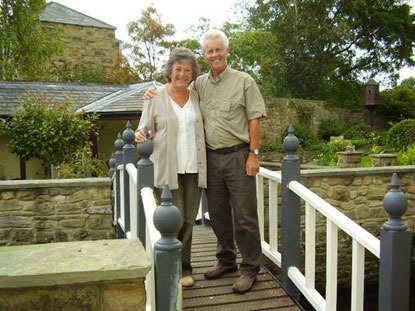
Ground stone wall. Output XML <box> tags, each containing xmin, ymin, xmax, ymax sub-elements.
<box><xmin>0</xmin><ymin>178</ymin><xmax>115</xmax><ymax>246</ymax></box>
<box><xmin>261</xmin><ymin>97</ymin><xmax>388</xmax><ymax>145</ymax></box>
<box><xmin>42</xmin><ymin>21</ymin><xmax>118</xmax><ymax>77</ymax></box>
<box><xmin>0</xmin><ymin>238</ymin><xmax>150</xmax><ymax>311</ymax></box>
<box><xmin>262</xmin><ymin>165</ymin><xmax>415</xmax><ymax>287</ymax></box>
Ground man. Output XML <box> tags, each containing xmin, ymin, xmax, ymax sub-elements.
<box><xmin>143</xmin><ymin>29</ymin><xmax>266</xmax><ymax>294</ymax></box>
<box><xmin>196</xmin><ymin>29</ymin><xmax>266</xmax><ymax>294</ymax></box>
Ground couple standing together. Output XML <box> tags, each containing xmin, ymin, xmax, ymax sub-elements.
<box><xmin>135</xmin><ymin>29</ymin><xmax>267</xmax><ymax>294</ymax></box>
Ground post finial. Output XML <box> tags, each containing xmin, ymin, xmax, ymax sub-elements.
<box><xmin>122</xmin><ymin>120</ymin><xmax>135</xmax><ymax>145</ymax></box>
<box><xmin>153</xmin><ymin>185</ymin><xmax>182</xmax><ymax>249</ymax></box>
<box><xmin>383</xmin><ymin>173</ymin><xmax>408</xmax><ymax>231</ymax></box>
<box><xmin>283</xmin><ymin>124</ymin><xmax>299</xmax><ymax>156</ymax></box>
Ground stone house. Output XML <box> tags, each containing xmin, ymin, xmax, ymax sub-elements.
<box><xmin>39</xmin><ymin>1</ymin><xmax>121</xmax><ymax>80</ymax></box>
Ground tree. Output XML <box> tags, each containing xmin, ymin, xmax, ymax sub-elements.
<box><xmin>379</xmin><ymin>77</ymin><xmax>415</xmax><ymax>120</ymax></box>
<box><xmin>126</xmin><ymin>6</ymin><xmax>175</xmax><ymax>81</ymax></box>
<box><xmin>0</xmin><ymin>95</ymin><xmax>96</xmax><ymax>167</ymax></box>
<box><xmin>245</xmin><ymin>0</ymin><xmax>415</xmax><ymax>105</ymax></box>
<box><xmin>0</xmin><ymin>0</ymin><xmax>62</xmax><ymax>80</ymax></box>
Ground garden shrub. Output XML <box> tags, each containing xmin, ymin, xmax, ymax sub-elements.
<box><xmin>379</xmin><ymin>86</ymin><xmax>415</xmax><ymax>121</ymax></box>
<box><xmin>318</xmin><ymin>118</ymin><xmax>344</xmax><ymax>141</ymax></box>
<box><xmin>313</xmin><ymin>139</ymin><xmax>352</xmax><ymax>166</ymax></box>
<box><xmin>397</xmin><ymin>144</ymin><xmax>415</xmax><ymax>165</ymax></box>
<box><xmin>291</xmin><ymin>123</ymin><xmax>319</xmax><ymax>150</ymax></box>
<box><xmin>342</xmin><ymin>124</ymin><xmax>373</xmax><ymax>139</ymax></box>
<box><xmin>386</xmin><ymin>119</ymin><xmax>415</xmax><ymax>151</ymax></box>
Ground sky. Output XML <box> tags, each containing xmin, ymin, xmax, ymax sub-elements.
<box><xmin>47</xmin><ymin>0</ymin><xmax>415</xmax><ymax>87</ymax></box>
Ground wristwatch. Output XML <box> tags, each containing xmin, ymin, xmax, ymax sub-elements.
<box><xmin>249</xmin><ymin>149</ymin><xmax>259</xmax><ymax>155</ymax></box>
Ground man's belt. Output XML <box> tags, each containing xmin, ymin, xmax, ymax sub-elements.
<box><xmin>207</xmin><ymin>143</ymin><xmax>249</xmax><ymax>155</ymax></box>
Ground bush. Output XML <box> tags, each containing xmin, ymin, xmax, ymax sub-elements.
<box><xmin>397</xmin><ymin>144</ymin><xmax>415</xmax><ymax>165</ymax></box>
<box><xmin>313</xmin><ymin>139</ymin><xmax>352</xmax><ymax>166</ymax></box>
<box><xmin>386</xmin><ymin>119</ymin><xmax>415</xmax><ymax>151</ymax></box>
<box><xmin>291</xmin><ymin>123</ymin><xmax>319</xmax><ymax>150</ymax></box>
<box><xmin>342</xmin><ymin>124</ymin><xmax>373</xmax><ymax>139</ymax></box>
<box><xmin>318</xmin><ymin>118</ymin><xmax>344</xmax><ymax>141</ymax></box>
<box><xmin>57</xmin><ymin>147</ymin><xmax>108</xmax><ymax>178</ymax></box>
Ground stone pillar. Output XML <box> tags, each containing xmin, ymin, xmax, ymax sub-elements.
<box><xmin>369</xmin><ymin>154</ymin><xmax>398</xmax><ymax>167</ymax></box>
<box><xmin>337</xmin><ymin>145</ymin><xmax>363</xmax><ymax>168</ymax></box>
<box><xmin>281</xmin><ymin>124</ymin><xmax>301</xmax><ymax>300</ymax></box>
<box><xmin>378</xmin><ymin>173</ymin><xmax>411</xmax><ymax>311</ymax></box>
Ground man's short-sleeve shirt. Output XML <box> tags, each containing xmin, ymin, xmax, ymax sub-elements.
<box><xmin>195</xmin><ymin>66</ymin><xmax>267</xmax><ymax>150</ymax></box>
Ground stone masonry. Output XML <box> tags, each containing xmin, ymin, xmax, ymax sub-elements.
<box><xmin>261</xmin><ymin>165</ymin><xmax>415</xmax><ymax>287</ymax></box>
<box><xmin>0</xmin><ymin>178</ymin><xmax>115</xmax><ymax>246</ymax></box>
<box><xmin>0</xmin><ymin>238</ymin><xmax>150</xmax><ymax>311</ymax></box>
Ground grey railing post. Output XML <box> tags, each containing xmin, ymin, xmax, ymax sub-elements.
<box><xmin>281</xmin><ymin>124</ymin><xmax>301</xmax><ymax>300</ymax></box>
<box><xmin>153</xmin><ymin>185</ymin><xmax>182</xmax><ymax>311</ymax></box>
<box><xmin>109</xmin><ymin>153</ymin><xmax>116</xmax><ymax>228</ymax></box>
<box><xmin>109</xmin><ymin>153</ymin><xmax>116</xmax><ymax>179</ymax></box>
<box><xmin>137</xmin><ymin>127</ymin><xmax>154</xmax><ymax>245</ymax></box>
<box><xmin>378</xmin><ymin>173</ymin><xmax>411</xmax><ymax>311</ymax></box>
<box><xmin>122</xmin><ymin>120</ymin><xmax>136</xmax><ymax>233</ymax></box>
<box><xmin>114</xmin><ymin>132</ymin><xmax>125</xmax><ymax>238</ymax></box>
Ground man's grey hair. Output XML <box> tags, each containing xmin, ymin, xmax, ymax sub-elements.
<box><xmin>163</xmin><ymin>47</ymin><xmax>200</xmax><ymax>83</ymax></box>
<box><xmin>200</xmin><ymin>29</ymin><xmax>229</xmax><ymax>53</ymax></box>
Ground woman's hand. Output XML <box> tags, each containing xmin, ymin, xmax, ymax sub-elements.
<box><xmin>143</xmin><ymin>86</ymin><xmax>157</xmax><ymax>100</ymax></box>
<box><xmin>134</xmin><ymin>129</ymin><xmax>152</xmax><ymax>143</ymax></box>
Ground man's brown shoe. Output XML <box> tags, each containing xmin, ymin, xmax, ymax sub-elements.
<box><xmin>232</xmin><ymin>274</ymin><xmax>257</xmax><ymax>294</ymax></box>
<box><xmin>204</xmin><ymin>264</ymin><xmax>237</xmax><ymax>279</ymax></box>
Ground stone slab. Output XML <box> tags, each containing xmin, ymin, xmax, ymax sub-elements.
<box><xmin>0</xmin><ymin>238</ymin><xmax>150</xmax><ymax>288</ymax></box>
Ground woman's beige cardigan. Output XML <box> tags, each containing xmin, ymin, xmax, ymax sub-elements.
<box><xmin>138</xmin><ymin>85</ymin><xmax>207</xmax><ymax>190</ymax></box>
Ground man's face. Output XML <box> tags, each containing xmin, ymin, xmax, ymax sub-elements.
<box><xmin>203</xmin><ymin>38</ymin><xmax>229</xmax><ymax>74</ymax></box>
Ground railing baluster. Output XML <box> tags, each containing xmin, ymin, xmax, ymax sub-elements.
<box><xmin>305</xmin><ymin>202</ymin><xmax>316</xmax><ymax>289</ymax></box>
<box><xmin>269</xmin><ymin>179</ymin><xmax>278</xmax><ymax>253</ymax></box>
<box><xmin>326</xmin><ymin>220</ymin><xmax>338</xmax><ymax>310</ymax></box>
<box><xmin>351</xmin><ymin>240</ymin><xmax>365</xmax><ymax>311</ymax></box>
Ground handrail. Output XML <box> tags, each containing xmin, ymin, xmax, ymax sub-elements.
<box><xmin>257</xmin><ymin>166</ymin><xmax>381</xmax><ymax>311</ymax></box>
<box><xmin>288</xmin><ymin>180</ymin><xmax>380</xmax><ymax>257</ymax></box>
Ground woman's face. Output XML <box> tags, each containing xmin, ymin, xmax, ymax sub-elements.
<box><xmin>170</xmin><ymin>61</ymin><xmax>193</xmax><ymax>88</ymax></box>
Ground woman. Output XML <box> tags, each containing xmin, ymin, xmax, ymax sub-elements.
<box><xmin>135</xmin><ymin>47</ymin><xmax>206</xmax><ymax>287</ymax></box>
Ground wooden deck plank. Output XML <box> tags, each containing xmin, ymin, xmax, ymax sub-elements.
<box><xmin>183</xmin><ymin>225</ymin><xmax>301</xmax><ymax>311</ymax></box>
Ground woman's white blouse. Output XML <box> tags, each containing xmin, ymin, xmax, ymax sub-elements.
<box><xmin>169</xmin><ymin>96</ymin><xmax>198</xmax><ymax>174</ymax></box>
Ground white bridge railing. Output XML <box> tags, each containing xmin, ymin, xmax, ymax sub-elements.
<box><xmin>256</xmin><ymin>167</ymin><xmax>381</xmax><ymax>310</ymax></box>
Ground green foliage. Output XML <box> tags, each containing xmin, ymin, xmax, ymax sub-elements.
<box><xmin>239</xmin><ymin>0</ymin><xmax>415</xmax><ymax>101</ymax></box>
<box><xmin>57</xmin><ymin>147</ymin><xmax>108</xmax><ymax>178</ymax></box>
<box><xmin>292</xmin><ymin>123</ymin><xmax>319</xmax><ymax>150</ymax></box>
<box><xmin>223</xmin><ymin>24</ymin><xmax>281</xmax><ymax>96</ymax></box>
<box><xmin>342</xmin><ymin>124</ymin><xmax>373</xmax><ymax>140</ymax></box>
<box><xmin>314</xmin><ymin>139</ymin><xmax>352</xmax><ymax>167</ymax></box>
<box><xmin>397</xmin><ymin>144</ymin><xmax>415</xmax><ymax>165</ymax></box>
<box><xmin>0</xmin><ymin>95</ymin><xmax>96</xmax><ymax>166</ymax></box>
<box><xmin>126</xmin><ymin>6</ymin><xmax>175</xmax><ymax>81</ymax></box>
<box><xmin>379</xmin><ymin>79</ymin><xmax>415</xmax><ymax>121</ymax></box>
<box><xmin>386</xmin><ymin>119</ymin><xmax>415</xmax><ymax>151</ymax></box>
<box><xmin>295</xmin><ymin>103</ymin><xmax>313</xmax><ymax>124</ymax></box>
<box><xmin>318</xmin><ymin>118</ymin><xmax>344</xmax><ymax>141</ymax></box>
<box><xmin>0</xmin><ymin>0</ymin><xmax>63</xmax><ymax>80</ymax></box>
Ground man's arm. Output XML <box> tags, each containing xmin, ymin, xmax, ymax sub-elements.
<box><xmin>246</xmin><ymin>118</ymin><xmax>260</xmax><ymax>176</ymax></box>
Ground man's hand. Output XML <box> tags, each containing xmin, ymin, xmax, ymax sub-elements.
<box><xmin>143</xmin><ymin>86</ymin><xmax>157</xmax><ymax>100</ymax></box>
<box><xmin>246</xmin><ymin>153</ymin><xmax>259</xmax><ymax>176</ymax></box>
